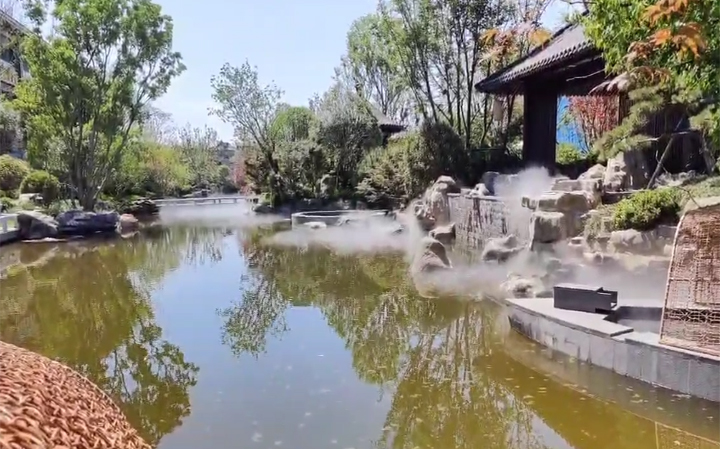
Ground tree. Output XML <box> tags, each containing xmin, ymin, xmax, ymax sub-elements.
<box><xmin>176</xmin><ymin>124</ymin><xmax>220</xmax><ymax>189</ymax></box>
<box><xmin>565</xmin><ymin>96</ymin><xmax>619</xmax><ymax>152</ymax></box>
<box><xmin>210</xmin><ymin>61</ymin><xmax>286</xmax><ymax>201</ymax></box>
<box><xmin>269</xmin><ymin>105</ymin><xmax>317</xmax><ymax>142</ymax></box>
<box><xmin>377</xmin><ymin>0</ymin><xmax>514</xmax><ymax>148</ymax></box>
<box><xmin>15</xmin><ymin>0</ymin><xmax>185</xmax><ymax>210</ymax></box>
<box><xmin>584</xmin><ymin>0</ymin><xmax>719</xmax><ymax>168</ymax></box>
<box><xmin>340</xmin><ymin>13</ymin><xmax>410</xmax><ymax>123</ymax></box>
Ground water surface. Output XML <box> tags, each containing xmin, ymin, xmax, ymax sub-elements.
<box><xmin>0</xmin><ymin>210</ymin><xmax>718</xmax><ymax>449</ymax></box>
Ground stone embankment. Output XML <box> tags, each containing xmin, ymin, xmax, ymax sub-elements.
<box><xmin>406</xmin><ymin>154</ymin><xmax>703</xmax><ymax>299</ymax></box>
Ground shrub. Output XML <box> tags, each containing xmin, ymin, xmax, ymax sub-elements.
<box><xmin>0</xmin><ymin>155</ymin><xmax>30</xmax><ymax>191</ymax></box>
<box><xmin>0</xmin><ymin>196</ymin><xmax>13</xmax><ymax>211</ymax></box>
<box><xmin>612</xmin><ymin>188</ymin><xmax>681</xmax><ymax>231</ymax></box>
<box><xmin>556</xmin><ymin>143</ymin><xmax>585</xmax><ymax>165</ymax></box>
<box><xmin>20</xmin><ymin>170</ymin><xmax>61</xmax><ymax>206</ymax></box>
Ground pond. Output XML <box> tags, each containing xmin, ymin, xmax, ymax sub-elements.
<box><xmin>0</xmin><ymin>207</ymin><xmax>718</xmax><ymax>449</ymax></box>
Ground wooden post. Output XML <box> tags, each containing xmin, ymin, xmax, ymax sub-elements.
<box><xmin>523</xmin><ymin>89</ymin><xmax>558</xmax><ymax>169</ymax></box>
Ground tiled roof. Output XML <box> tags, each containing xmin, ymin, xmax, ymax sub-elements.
<box><xmin>474</xmin><ymin>22</ymin><xmax>596</xmax><ymax>93</ymax></box>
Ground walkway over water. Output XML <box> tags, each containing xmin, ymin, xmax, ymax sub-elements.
<box><xmin>155</xmin><ymin>195</ymin><xmax>259</xmax><ymax>208</ymax></box>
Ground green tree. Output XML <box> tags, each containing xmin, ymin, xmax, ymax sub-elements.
<box><xmin>340</xmin><ymin>13</ymin><xmax>410</xmax><ymax>123</ymax></box>
<box><xmin>584</xmin><ymin>0</ymin><xmax>719</xmax><ymax>170</ymax></box>
<box><xmin>15</xmin><ymin>0</ymin><xmax>185</xmax><ymax>210</ymax></box>
<box><xmin>176</xmin><ymin>124</ymin><xmax>220</xmax><ymax>189</ymax></box>
<box><xmin>269</xmin><ymin>105</ymin><xmax>317</xmax><ymax>143</ymax></box>
<box><xmin>210</xmin><ymin>61</ymin><xmax>286</xmax><ymax>202</ymax></box>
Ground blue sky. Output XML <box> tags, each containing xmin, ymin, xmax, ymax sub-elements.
<box><xmin>153</xmin><ymin>0</ymin><xmax>571</xmax><ymax>141</ymax></box>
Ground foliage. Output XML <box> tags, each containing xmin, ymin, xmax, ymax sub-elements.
<box><xmin>357</xmin><ymin>122</ymin><xmax>470</xmax><ymax>203</ymax></box>
<box><xmin>0</xmin><ymin>196</ymin><xmax>12</xmax><ymax>211</ymax></box>
<box><xmin>0</xmin><ymin>154</ymin><xmax>30</xmax><ymax>191</ymax></box>
<box><xmin>176</xmin><ymin>124</ymin><xmax>220</xmax><ymax>189</ymax></box>
<box><xmin>555</xmin><ymin>142</ymin><xmax>585</xmax><ymax>165</ymax></box>
<box><xmin>591</xmin><ymin>86</ymin><xmax>666</xmax><ymax>160</ymax></box>
<box><xmin>20</xmin><ymin>169</ymin><xmax>60</xmax><ymax>205</ymax></box>
<box><xmin>584</xmin><ymin>0</ymin><xmax>720</xmax><ymax>158</ymax></box>
<box><xmin>377</xmin><ymin>0</ymin><xmax>515</xmax><ymax>147</ymax></box>
<box><xmin>340</xmin><ymin>13</ymin><xmax>409</xmax><ymax>123</ymax></box>
<box><xmin>357</xmin><ymin>135</ymin><xmax>418</xmax><ymax>205</ymax></box>
<box><xmin>210</xmin><ymin>61</ymin><xmax>285</xmax><ymax>200</ymax></box>
<box><xmin>15</xmin><ymin>0</ymin><xmax>185</xmax><ymax>210</ymax></box>
<box><xmin>269</xmin><ymin>106</ymin><xmax>317</xmax><ymax>143</ymax></box>
<box><xmin>612</xmin><ymin>187</ymin><xmax>682</xmax><ymax>230</ymax></box>
<box><xmin>564</xmin><ymin>96</ymin><xmax>619</xmax><ymax>152</ymax></box>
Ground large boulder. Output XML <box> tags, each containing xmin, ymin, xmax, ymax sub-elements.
<box><xmin>610</xmin><ymin>228</ymin><xmax>665</xmax><ymax>255</ymax></box>
<box><xmin>481</xmin><ymin>171</ymin><xmax>500</xmax><ymax>195</ymax></box>
<box><xmin>529</xmin><ymin>211</ymin><xmax>567</xmax><ymax>246</ymax></box>
<box><xmin>410</xmin><ymin>236</ymin><xmax>453</xmax><ymax>276</ymax></box>
<box><xmin>579</xmin><ymin>163</ymin><xmax>606</xmax><ymax>180</ymax></box>
<box><xmin>118</xmin><ymin>213</ymin><xmax>139</xmax><ymax>234</ymax></box>
<box><xmin>429</xmin><ymin>223</ymin><xmax>456</xmax><ymax>245</ymax></box>
<box><xmin>56</xmin><ymin>210</ymin><xmax>120</xmax><ymax>236</ymax></box>
<box><xmin>481</xmin><ymin>235</ymin><xmax>523</xmax><ymax>262</ymax></box>
<box><xmin>17</xmin><ymin>211</ymin><xmax>59</xmax><ymax>240</ymax></box>
<box><xmin>603</xmin><ymin>152</ymin><xmax>628</xmax><ymax>192</ymax></box>
<box><xmin>122</xmin><ymin>198</ymin><xmax>159</xmax><ymax>217</ymax></box>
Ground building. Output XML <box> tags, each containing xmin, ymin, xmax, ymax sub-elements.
<box><xmin>473</xmin><ymin>21</ymin><xmax>707</xmax><ymax>181</ymax></box>
<box><xmin>0</xmin><ymin>9</ymin><xmax>30</xmax><ymax>159</ymax></box>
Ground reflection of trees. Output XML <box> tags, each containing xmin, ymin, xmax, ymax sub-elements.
<box><xmin>223</xmin><ymin>229</ymin><xmax>547</xmax><ymax>449</ymax></box>
<box><xmin>0</xmin><ymin>225</ymin><xmax>227</xmax><ymax>445</ymax></box>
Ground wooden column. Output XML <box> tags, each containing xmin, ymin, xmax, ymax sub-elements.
<box><xmin>522</xmin><ymin>89</ymin><xmax>558</xmax><ymax>169</ymax></box>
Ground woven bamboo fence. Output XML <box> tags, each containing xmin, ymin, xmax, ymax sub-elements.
<box><xmin>659</xmin><ymin>204</ymin><xmax>720</xmax><ymax>356</ymax></box>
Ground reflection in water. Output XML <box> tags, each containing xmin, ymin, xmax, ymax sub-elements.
<box><xmin>1</xmin><ymin>222</ymin><xmax>718</xmax><ymax>449</ymax></box>
<box><xmin>0</xmin><ymin>226</ymin><xmax>233</xmax><ymax>444</ymax></box>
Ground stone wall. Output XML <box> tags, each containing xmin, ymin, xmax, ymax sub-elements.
<box><xmin>448</xmin><ymin>193</ymin><xmax>519</xmax><ymax>250</ymax></box>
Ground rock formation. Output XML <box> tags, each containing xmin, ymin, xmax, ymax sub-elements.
<box><xmin>0</xmin><ymin>341</ymin><xmax>149</xmax><ymax>449</ymax></box>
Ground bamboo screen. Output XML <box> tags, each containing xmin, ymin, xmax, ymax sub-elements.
<box><xmin>659</xmin><ymin>204</ymin><xmax>720</xmax><ymax>356</ymax></box>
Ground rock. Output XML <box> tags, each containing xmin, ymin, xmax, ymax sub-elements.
<box><xmin>426</xmin><ymin>189</ymin><xmax>451</xmax><ymax>225</ymax></box>
<box><xmin>304</xmin><ymin>221</ymin><xmax>327</xmax><ymax>230</ymax></box>
<box><xmin>579</xmin><ymin>163</ymin><xmax>606</xmax><ymax>180</ymax></box>
<box><xmin>501</xmin><ymin>274</ymin><xmax>544</xmax><ymax>299</ymax></box>
<box><xmin>429</xmin><ymin>223</ymin><xmax>456</xmax><ymax>245</ymax></box>
<box><xmin>17</xmin><ymin>211</ymin><xmax>58</xmax><ymax>240</ymax></box>
<box><xmin>609</xmin><ymin>229</ymin><xmax>660</xmax><ymax>254</ymax></box>
<box><xmin>482</xmin><ymin>171</ymin><xmax>500</xmax><ymax>195</ymax></box>
<box><xmin>252</xmin><ymin>203</ymin><xmax>275</xmax><ymax>214</ymax></box>
<box><xmin>410</xmin><ymin>236</ymin><xmax>453</xmax><ymax>276</ymax></box>
<box><xmin>432</xmin><ymin>176</ymin><xmax>461</xmax><ymax>194</ymax></box>
<box><xmin>56</xmin><ymin>210</ymin><xmax>120</xmax><ymax>236</ymax></box>
<box><xmin>415</xmin><ymin>205</ymin><xmax>436</xmax><ymax>231</ymax></box>
<box><xmin>318</xmin><ymin>173</ymin><xmax>336</xmax><ymax>198</ymax></box>
<box><xmin>529</xmin><ymin>211</ymin><xmax>567</xmax><ymax>245</ymax></box>
<box><xmin>336</xmin><ymin>216</ymin><xmax>359</xmax><ymax>227</ymax></box>
<box><xmin>18</xmin><ymin>193</ymin><xmax>43</xmax><ymax>204</ymax></box>
<box><xmin>118</xmin><ymin>213</ymin><xmax>139</xmax><ymax>233</ymax></box>
<box><xmin>603</xmin><ymin>152</ymin><xmax>628</xmax><ymax>192</ymax></box>
<box><xmin>536</xmin><ymin>191</ymin><xmax>598</xmax><ymax>214</ymax></box>
<box><xmin>122</xmin><ymin>198</ymin><xmax>159</xmax><ymax>216</ymax></box>
<box><xmin>468</xmin><ymin>183</ymin><xmax>490</xmax><ymax>198</ymax></box>
<box><xmin>481</xmin><ymin>235</ymin><xmax>523</xmax><ymax>262</ymax></box>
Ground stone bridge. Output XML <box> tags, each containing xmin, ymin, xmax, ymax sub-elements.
<box><xmin>154</xmin><ymin>195</ymin><xmax>259</xmax><ymax>208</ymax></box>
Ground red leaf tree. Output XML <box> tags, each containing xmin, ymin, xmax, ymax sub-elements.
<box><xmin>231</xmin><ymin>155</ymin><xmax>250</xmax><ymax>193</ymax></box>
<box><xmin>567</xmin><ymin>96</ymin><xmax>620</xmax><ymax>152</ymax></box>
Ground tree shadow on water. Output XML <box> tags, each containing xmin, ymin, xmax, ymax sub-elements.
<box><xmin>0</xmin><ymin>226</ymin><xmax>226</xmax><ymax>445</ymax></box>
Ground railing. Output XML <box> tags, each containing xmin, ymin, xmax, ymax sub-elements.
<box><xmin>0</xmin><ymin>213</ymin><xmax>18</xmax><ymax>233</ymax></box>
<box><xmin>0</xmin><ymin>213</ymin><xmax>19</xmax><ymax>244</ymax></box>
<box><xmin>154</xmin><ymin>196</ymin><xmax>259</xmax><ymax>207</ymax></box>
